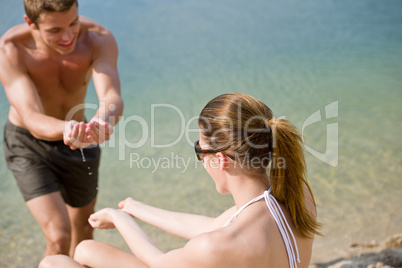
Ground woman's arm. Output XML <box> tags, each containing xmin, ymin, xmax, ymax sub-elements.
<box><xmin>89</xmin><ymin>208</ymin><xmax>164</xmax><ymax>265</ymax></box>
<box><xmin>88</xmin><ymin>208</ymin><xmax>229</xmax><ymax>268</ymax></box>
<box><xmin>118</xmin><ymin>198</ymin><xmax>236</xmax><ymax>240</ymax></box>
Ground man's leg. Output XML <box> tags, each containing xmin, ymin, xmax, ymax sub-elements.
<box><xmin>26</xmin><ymin>191</ymin><xmax>71</xmax><ymax>256</ymax></box>
<box><xmin>66</xmin><ymin>197</ymin><xmax>97</xmax><ymax>257</ymax></box>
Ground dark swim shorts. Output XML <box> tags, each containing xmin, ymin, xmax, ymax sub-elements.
<box><xmin>3</xmin><ymin>121</ymin><xmax>101</xmax><ymax>207</ymax></box>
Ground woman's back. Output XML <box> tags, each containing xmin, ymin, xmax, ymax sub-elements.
<box><xmin>192</xmin><ymin>188</ymin><xmax>316</xmax><ymax>268</ymax></box>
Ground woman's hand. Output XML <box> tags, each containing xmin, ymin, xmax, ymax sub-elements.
<box><xmin>88</xmin><ymin>208</ymin><xmax>120</xmax><ymax>229</ymax></box>
<box><xmin>118</xmin><ymin>197</ymin><xmax>139</xmax><ymax>216</ymax></box>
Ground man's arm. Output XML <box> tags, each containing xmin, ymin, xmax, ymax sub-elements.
<box><xmin>85</xmin><ymin>23</ymin><xmax>123</xmax><ymax>144</ymax></box>
<box><xmin>0</xmin><ymin>40</ymin><xmax>66</xmax><ymax>140</ymax></box>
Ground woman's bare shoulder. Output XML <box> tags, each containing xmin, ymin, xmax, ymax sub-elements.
<box><xmin>149</xmin><ymin>229</ymin><xmax>234</xmax><ymax>268</ymax></box>
<box><xmin>186</xmin><ymin>228</ymin><xmax>237</xmax><ymax>267</ymax></box>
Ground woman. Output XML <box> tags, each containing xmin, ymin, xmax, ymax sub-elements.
<box><xmin>40</xmin><ymin>93</ymin><xmax>321</xmax><ymax>268</ymax></box>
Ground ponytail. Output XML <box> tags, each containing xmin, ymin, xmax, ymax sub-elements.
<box><xmin>269</xmin><ymin>118</ymin><xmax>322</xmax><ymax>238</ymax></box>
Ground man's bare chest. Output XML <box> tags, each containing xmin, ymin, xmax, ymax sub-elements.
<box><xmin>24</xmin><ymin>49</ymin><xmax>93</xmax><ymax>96</ymax></box>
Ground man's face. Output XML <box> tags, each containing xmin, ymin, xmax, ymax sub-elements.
<box><xmin>35</xmin><ymin>4</ymin><xmax>80</xmax><ymax>55</ymax></box>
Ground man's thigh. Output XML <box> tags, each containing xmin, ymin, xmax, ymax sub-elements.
<box><xmin>4</xmin><ymin>121</ymin><xmax>61</xmax><ymax>201</ymax></box>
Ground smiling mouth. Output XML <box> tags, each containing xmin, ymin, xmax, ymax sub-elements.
<box><xmin>58</xmin><ymin>38</ymin><xmax>75</xmax><ymax>48</ymax></box>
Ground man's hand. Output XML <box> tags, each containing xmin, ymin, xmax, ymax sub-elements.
<box><xmin>64</xmin><ymin>120</ymin><xmax>96</xmax><ymax>150</ymax></box>
<box><xmin>64</xmin><ymin>119</ymin><xmax>114</xmax><ymax>150</ymax></box>
<box><xmin>85</xmin><ymin>119</ymin><xmax>114</xmax><ymax>145</ymax></box>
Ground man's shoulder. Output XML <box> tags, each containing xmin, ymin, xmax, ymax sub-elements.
<box><xmin>78</xmin><ymin>16</ymin><xmax>117</xmax><ymax>58</ymax></box>
<box><xmin>0</xmin><ymin>24</ymin><xmax>31</xmax><ymax>52</ymax></box>
<box><xmin>79</xmin><ymin>16</ymin><xmax>114</xmax><ymax>43</ymax></box>
<box><xmin>0</xmin><ymin>24</ymin><xmax>30</xmax><ymax>70</ymax></box>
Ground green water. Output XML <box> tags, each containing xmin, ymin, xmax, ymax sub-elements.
<box><xmin>1</xmin><ymin>0</ymin><xmax>402</xmax><ymax>266</ymax></box>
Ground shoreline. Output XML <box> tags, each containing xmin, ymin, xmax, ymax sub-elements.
<box><xmin>309</xmin><ymin>233</ymin><xmax>402</xmax><ymax>268</ymax></box>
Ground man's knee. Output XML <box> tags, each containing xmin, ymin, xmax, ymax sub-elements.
<box><xmin>46</xmin><ymin>229</ymin><xmax>71</xmax><ymax>254</ymax></box>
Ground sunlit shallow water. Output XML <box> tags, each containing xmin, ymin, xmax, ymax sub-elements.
<box><xmin>1</xmin><ymin>0</ymin><xmax>401</xmax><ymax>266</ymax></box>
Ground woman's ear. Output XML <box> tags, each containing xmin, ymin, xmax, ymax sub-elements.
<box><xmin>215</xmin><ymin>152</ymin><xmax>230</xmax><ymax>171</ymax></box>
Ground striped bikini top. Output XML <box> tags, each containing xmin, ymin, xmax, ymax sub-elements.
<box><xmin>223</xmin><ymin>187</ymin><xmax>300</xmax><ymax>268</ymax></box>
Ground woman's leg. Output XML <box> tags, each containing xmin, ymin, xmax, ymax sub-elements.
<box><xmin>39</xmin><ymin>255</ymin><xmax>84</xmax><ymax>268</ymax></box>
<box><xmin>74</xmin><ymin>240</ymin><xmax>148</xmax><ymax>268</ymax></box>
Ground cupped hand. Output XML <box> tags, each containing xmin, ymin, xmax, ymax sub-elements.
<box><xmin>85</xmin><ymin>119</ymin><xmax>114</xmax><ymax>145</ymax></box>
<box><xmin>64</xmin><ymin>120</ymin><xmax>97</xmax><ymax>150</ymax></box>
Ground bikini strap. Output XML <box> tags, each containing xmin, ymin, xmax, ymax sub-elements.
<box><xmin>223</xmin><ymin>194</ymin><xmax>265</xmax><ymax>227</ymax></box>
<box><xmin>223</xmin><ymin>188</ymin><xmax>300</xmax><ymax>268</ymax></box>
<box><xmin>264</xmin><ymin>188</ymin><xmax>300</xmax><ymax>268</ymax></box>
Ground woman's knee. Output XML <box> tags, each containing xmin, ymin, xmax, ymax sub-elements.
<box><xmin>39</xmin><ymin>254</ymin><xmax>82</xmax><ymax>268</ymax></box>
<box><xmin>38</xmin><ymin>256</ymin><xmax>53</xmax><ymax>268</ymax></box>
<box><xmin>39</xmin><ymin>255</ymin><xmax>68</xmax><ymax>268</ymax></box>
<box><xmin>74</xmin><ymin>239</ymin><xmax>98</xmax><ymax>264</ymax></box>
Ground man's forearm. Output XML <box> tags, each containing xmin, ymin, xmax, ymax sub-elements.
<box><xmin>22</xmin><ymin>112</ymin><xmax>66</xmax><ymax>141</ymax></box>
<box><xmin>92</xmin><ymin>93</ymin><xmax>123</xmax><ymax>126</ymax></box>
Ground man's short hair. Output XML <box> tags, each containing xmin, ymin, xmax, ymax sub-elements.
<box><xmin>24</xmin><ymin>0</ymin><xmax>78</xmax><ymax>26</ymax></box>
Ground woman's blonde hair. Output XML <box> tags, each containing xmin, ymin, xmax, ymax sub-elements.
<box><xmin>199</xmin><ymin>93</ymin><xmax>321</xmax><ymax>238</ymax></box>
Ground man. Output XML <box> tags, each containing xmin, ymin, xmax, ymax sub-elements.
<box><xmin>0</xmin><ymin>0</ymin><xmax>123</xmax><ymax>257</ymax></box>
